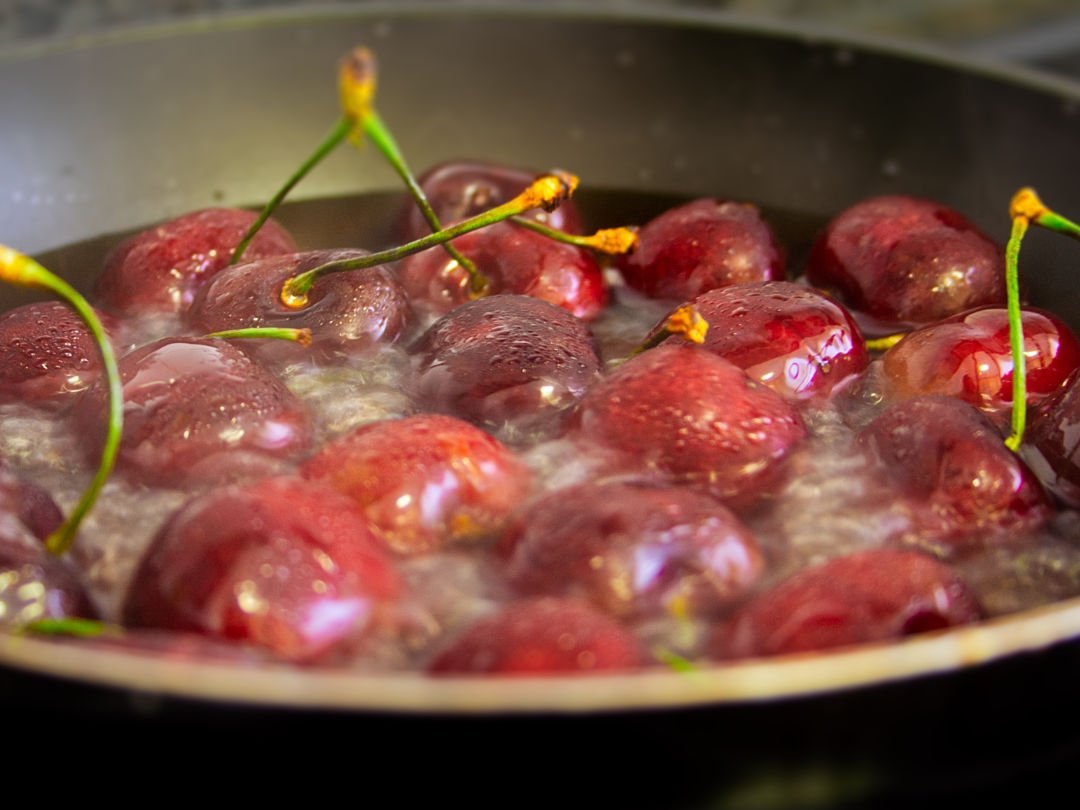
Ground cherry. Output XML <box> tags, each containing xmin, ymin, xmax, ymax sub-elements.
<box><xmin>123</xmin><ymin>476</ymin><xmax>400</xmax><ymax>663</ymax></box>
<box><xmin>715</xmin><ymin>549</ymin><xmax>982</xmax><ymax>659</ymax></box>
<box><xmin>187</xmin><ymin>249</ymin><xmax>411</xmax><ymax>364</ymax></box>
<box><xmin>396</xmin><ymin>221</ymin><xmax>606</xmax><ymax>321</ymax></box>
<box><xmin>399</xmin><ymin>161</ymin><xmax>584</xmax><ymax>241</ymax></box>
<box><xmin>576</xmin><ymin>344</ymin><xmax>806</xmax><ymax>507</ymax></box>
<box><xmin>500</xmin><ymin>482</ymin><xmax>763</xmax><ymax>620</ymax></box>
<box><xmin>670</xmin><ymin>281</ymin><xmax>869</xmax><ymax>401</ymax></box>
<box><xmin>0</xmin><ymin>301</ymin><xmax>119</xmax><ymax>408</ymax></box>
<box><xmin>410</xmin><ymin>295</ymin><xmax>601</xmax><ymax>443</ymax></box>
<box><xmin>615</xmin><ymin>198</ymin><xmax>783</xmax><ymax>301</ymax></box>
<box><xmin>859</xmin><ymin>396</ymin><xmax>1050</xmax><ymax>545</ymax></box>
<box><xmin>301</xmin><ymin>413</ymin><xmax>532</xmax><ymax>555</ymax></box>
<box><xmin>0</xmin><ymin>463</ymin><xmax>63</xmax><ymax>541</ymax></box>
<box><xmin>94</xmin><ymin>208</ymin><xmax>297</xmax><ymax>316</ymax></box>
<box><xmin>428</xmin><ymin>597</ymin><xmax>642</xmax><ymax>675</ymax></box>
<box><xmin>73</xmin><ymin>337</ymin><xmax>312</xmax><ymax>487</ymax></box>
<box><xmin>881</xmin><ymin>306</ymin><xmax>1080</xmax><ymax>414</ymax></box>
<box><xmin>804</xmin><ymin>195</ymin><xmax>1006</xmax><ymax>333</ymax></box>
<box><xmin>1021</xmin><ymin>374</ymin><xmax>1080</xmax><ymax>507</ymax></box>
<box><xmin>0</xmin><ymin>528</ymin><xmax>98</xmax><ymax>628</ymax></box>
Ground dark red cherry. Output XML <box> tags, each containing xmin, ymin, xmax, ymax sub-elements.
<box><xmin>805</xmin><ymin>195</ymin><xmax>1005</xmax><ymax>334</ymax></box>
<box><xmin>0</xmin><ymin>526</ymin><xmax>97</xmax><ymax>628</ymax></box>
<box><xmin>187</xmin><ymin>249</ymin><xmax>411</xmax><ymax>364</ymax></box>
<box><xmin>396</xmin><ymin>222</ymin><xmax>606</xmax><ymax>321</ymax></box>
<box><xmin>715</xmin><ymin>549</ymin><xmax>982</xmax><ymax>659</ymax></box>
<box><xmin>576</xmin><ymin>344</ymin><xmax>806</xmax><ymax>507</ymax></box>
<box><xmin>73</xmin><ymin>337</ymin><xmax>311</xmax><ymax>487</ymax></box>
<box><xmin>123</xmin><ymin>476</ymin><xmax>400</xmax><ymax>663</ymax></box>
<box><xmin>881</xmin><ymin>307</ymin><xmax>1080</xmax><ymax>414</ymax></box>
<box><xmin>301</xmin><ymin>414</ymin><xmax>532</xmax><ymax>555</ymax></box>
<box><xmin>428</xmin><ymin>597</ymin><xmax>642</xmax><ymax>675</ymax></box>
<box><xmin>616</xmin><ymin>198</ymin><xmax>783</xmax><ymax>301</ymax></box>
<box><xmin>0</xmin><ymin>463</ymin><xmax>63</xmax><ymax>541</ymax></box>
<box><xmin>399</xmin><ymin>160</ymin><xmax>584</xmax><ymax>241</ymax></box>
<box><xmin>501</xmin><ymin>482</ymin><xmax>763</xmax><ymax>620</ymax></box>
<box><xmin>670</xmin><ymin>281</ymin><xmax>868</xmax><ymax>401</ymax></box>
<box><xmin>1022</xmin><ymin>374</ymin><xmax>1080</xmax><ymax>507</ymax></box>
<box><xmin>0</xmin><ymin>301</ymin><xmax>118</xmax><ymax>408</ymax></box>
<box><xmin>95</xmin><ymin>208</ymin><xmax>297</xmax><ymax>316</ymax></box>
<box><xmin>859</xmin><ymin>396</ymin><xmax>1050</xmax><ymax>545</ymax></box>
<box><xmin>410</xmin><ymin>295</ymin><xmax>601</xmax><ymax>443</ymax></box>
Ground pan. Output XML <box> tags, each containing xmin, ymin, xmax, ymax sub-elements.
<box><xmin>2</xmin><ymin>4</ymin><xmax>1080</xmax><ymax>803</ymax></box>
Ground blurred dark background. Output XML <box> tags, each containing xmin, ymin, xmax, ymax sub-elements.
<box><xmin>3</xmin><ymin>0</ymin><xmax>1080</xmax><ymax>78</ymax></box>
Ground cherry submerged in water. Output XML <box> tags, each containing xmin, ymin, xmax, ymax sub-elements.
<box><xmin>4</xmin><ymin>189</ymin><xmax>1080</xmax><ymax>675</ymax></box>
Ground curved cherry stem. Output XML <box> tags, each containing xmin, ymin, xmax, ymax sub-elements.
<box><xmin>1004</xmin><ymin>214</ymin><xmax>1028</xmax><ymax>452</ymax></box>
<box><xmin>630</xmin><ymin>304</ymin><xmax>709</xmax><ymax>357</ymax></box>
<box><xmin>510</xmin><ymin>217</ymin><xmax>639</xmax><ymax>256</ymax></box>
<box><xmin>0</xmin><ymin>245</ymin><xmax>123</xmax><ymax>556</ymax></box>
<box><xmin>280</xmin><ymin>171</ymin><xmax>579</xmax><ymax>308</ymax></box>
<box><xmin>204</xmin><ymin>327</ymin><xmax>313</xmax><ymax>345</ymax></box>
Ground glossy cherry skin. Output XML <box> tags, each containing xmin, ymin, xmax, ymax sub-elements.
<box><xmin>410</xmin><ymin>295</ymin><xmax>601</xmax><ymax>443</ymax></box>
<box><xmin>1022</xmin><ymin>374</ymin><xmax>1080</xmax><ymax>507</ymax></box>
<box><xmin>859</xmin><ymin>396</ymin><xmax>1050</xmax><ymax>545</ymax></box>
<box><xmin>714</xmin><ymin>549</ymin><xmax>982</xmax><ymax>659</ymax></box>
<box><xmin>0</xmin><ymin>531</ymin><xmax>98</xmax><ymax>628</ymax></box>
<box><xmin>428</xmin><ymin>597</ymin><xmax>642</xmax><ymax>675</ymax></box>
<box><xmin>881</xmin><ymin>307</ymin><xmax>1080</xmax><ymax>414</ymax></box>
<box><xmin>95</xmin><ymin>208</ymin><xmax>297</xmax><ymax>316</ymax></box>
<box><xmin>399</xmin><ymin>160</ymin><xmax>584</xmax><ymax>241</ymax></box>
<box><xmin>0</xmin><ymin>463</ymin><xmax>62</xmax><ymax>541</ymax></box>
<box><xmin>397</xmin><ymin>222</ymin><xmax>606</xmax><ymax>321</ymax></box>
<box><xmin>671</xmin><ymin>281</ymin><xmax>869</xmax><ymax>401</ymax></box>
<box><xmin>501</xmin><ymin>482</ymin><xmax>763</xmax><ymax>620</ymax></box>
<box><xmin>187</xmin><ymin>249</ymin><xmax>411</xmax><ymax>364</ymax></box>
<box><xmin>301</xmin><ymin>414</ymin><xmax>532</xmax><ymax>555</ymax></box>
<box><xmin>576</xmin><ymin>344</ymin><xmax>806</xmax><ymax>507</ymax></box>
<box><xmin>616</xmin><ymin>198</ymin><xmax>784</xmax><ymax>301</ymax></box>
<box><xmin>123</xmin><ymin>476</ymin><xmax>400</xmax><ymax>663</ymax></box>
<box><xmin>805</xmin><ymin>195</ymin><xmax>1005</xmax><ymax>333</ymax></box>
<box><xmin>73</xmin><ymin>337</ymin><xmax>312</xmax><ymax>487</ymax></box>
<box><xmin>0</xmin><ymin>301</ymin><xmax>118</xmax><ymax>408</ymax></box>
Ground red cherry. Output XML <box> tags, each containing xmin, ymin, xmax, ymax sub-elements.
<box><xmin>399</xmin><ymin>160</ymin><xmax>584</xmax><ymax>241</ymax></box>
<box><xmin>396</xmin><ymin>222</ymin><xmax>606</xmax><ymax>321</ymax></box>
<box><xmin>0</xmin><ymin>463</ymin><xmax>63</xmax><ymax>541</ymax></box>
<box><xmin>0</xmin><ymin>301</ymin><xmax>118</xmax><ymax>408</ymax></box>
<box><xmin>616</xmin><ymin>198</ymin><xmax>783</xmax><ymax>301</ymax></box>
<box><xmin>410</xmin><ymin>295</ymin><xmax>601</xmax><ymax>443</ymax></box>
<box><xmin>673</xmin><ymin>281</ymin><xmax>869</xmax><ymax>401</ymax></box>
<box><xmin>715</xmin><ymin>549</ymin><xmax>982</xmax><ymax>659</ymax></box>
<box><xmin>123</xmin><ymin>476</ymin><xmax>400</xmax><ymax>663</ymax></box>
<box><xmin>859</xmin><ymin>396</ymin><xmax>1050</xmax><ymax>545</ymax></box>
<box><xmin>73</xmin><ymin>337</ymin><xmax>312</xmax><ymax>487</ymax></box>
<box><xmin>881</xmin><ymin>307</ymin><xmax>1080</xmax><ymax>414</ymax></box>
<box><xmin>501</xmin><ymin>482</ymin><xmax>763</xmax><ymax>619</ymax></box>
<box><xmin>187</xmin><ymin>249</ymin><xmax>411</xmax><ymax>364</ymax></box>
<box><xmin>805</xmin><ymin>195</ymin><xmax>1005</xmax><ymax>333</ymax></box>
<box><xmin>428</xmin><ymin>597</ymin><xmax>642</xmax><ymax>675</ymax></box>
<box><xmin>576</xmin><ymin>344</ymin><xmax>806</xmax><ymax>507</ymax></box>
<box><xmin>95</xmin><ymin>208</ymin><xmax>297</xmax><ymax>316</ymax></box>
<box><xmin>301</xmin><ymin>414</ymin><xmax>532</xmax><ymax>555</ymax></box>
<box><xmin>1022</xmin><ymin>374</ymin><xmax>1080</xmax><ymax>507</ymax></box>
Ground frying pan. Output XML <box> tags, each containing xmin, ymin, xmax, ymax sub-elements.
<box><xmin>3</xmin><ymin>4</ymin><xmax>1080</xmax><ymax>803</ymax></box>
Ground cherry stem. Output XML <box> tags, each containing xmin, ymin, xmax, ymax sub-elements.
<box><xmin>363</xmin><ymin>109</ymin><xmax>488</xmax><ymax>295</ymax></box>
<box><xmin>510</xmin><ymin>217</ymin><xmax>639</xmax><ymax>255</ymax></box>
<box><xmin>865</xmin><ymin>333</ymin><xmax>906</xmax><ymax>353</ymax></box>
<box><xmin>631</xmin><ymin>304</ymin><xmax>709</xmax><ymax>357</ymax></box>
<box><xmin>1004</xmin><ymin>213</ymin><xmax>1029</xmax><ymax>452</ymax></box>
<box><xmin>1012</xmin><ymin>186</ymin><xmax>1080</xmax><ymax>242</ymax></box>
<box><xmin>230</xmin><ymin>116</ymin><xmax>352</xmax><ymax>266</ymax></box>
<box><xmin>21</xmin><ymin>618</ymin><xmax>111</xmax><ymax>638</ymax></box>
<box><xmin>0</xmin><ymin>246</ymin><xmax>122</xmax><ymax>556</ymax></box>
<box><xmin>280</xmin><ymin>171</ymin><xmax>579</xmax><ymax>308</ymax></box>
<box><xmin>204</xmin><ymin>327</ymin><xmax>312</xmax><ymax>345</ymax></box>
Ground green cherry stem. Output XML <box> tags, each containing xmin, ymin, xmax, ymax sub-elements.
<box><xmin>281</xmin><ymin>171</ymin><xmax>579</xmax><ymax>308</ymax></box>
<box><xmin>204</xmin><ymin>327</ymin><xmax>313</xmax><ymax>345</ymax></box>
<box><xmin>865</xmin><ymin>333</ymin><xmax>906</xmax><ymax>353</ymax></box>
<box><xmin>21</xmin><ymin>617</ymin><xmax>112</xmax><ymax>638</ymax></box>
<box><xmin>509</xmin><ymin>216</ymin><xmax>640</xmax><ymax>256</ymax></box>
<box><xmin>0</xmin><ymin>245</ymin><xmax>122</xmax><ymax>556</ymax></box>
<box><xmin>630</xmin><ymin>304</ymin><xmax>709</xmax><ymax>357</ymax></box>
<box><xmin>1004</xmin><ymin>206</ymin><xmax>1029</xmax><ymax>452</ymax></box>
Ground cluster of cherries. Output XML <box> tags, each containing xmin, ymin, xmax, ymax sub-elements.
<box><xmin>3</xmin><ymin>53</ymin><xmax>1080</xmax><ymax>677</ymax></box>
